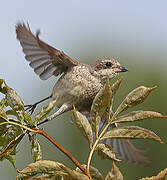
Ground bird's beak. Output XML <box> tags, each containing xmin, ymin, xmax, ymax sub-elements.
<box><xmin>115</xmin><ymin>66</ymin><xmax>128</xmax><ymax>73</ymax></box>
<box><xmin>119</xmin><ymin>66</ymin><xmax>128</xmax><ymax>72</ymax></box>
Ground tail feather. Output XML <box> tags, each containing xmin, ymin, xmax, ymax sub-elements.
<box><xmin>79</xmin><ymin>110</ymin><xmax>151</xmax><ymax>166</ymax></box>
<box><xmin>111</xmin><ymin>138</ymin><xmax>150</xmax><ymax>165</ymax></box>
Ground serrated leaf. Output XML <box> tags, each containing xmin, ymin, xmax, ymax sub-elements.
<box><xmin>101</xmin><ymin>126</ymin><xmax>163</xmax><ymax>143</ymax></box>
<box><xmin>31</xmin><ymin>134</ymin><xmax>42</xmax><ymax>162</ymax></box>
<box><xmin>91</xmin><ymin>79</ymin><xmax>112</xmax><ymax>136</ymax></box>
<box><xmin>6</xmin><ymin>85</ymin><xmax>24</xmax><ymax>122</ymax></box>
<box><xmin>115</xmin><ymin>111</ymin><xmax>167</xmax><ymax>124</ymax></box>
<box><xmin>72</xmin><ymin>109</ymin><xmax>93</xmax><ymax>148</ymax></box>
<box><xmin>115</xmin><ymin>86</ymin><xmax>157</xmax><ymax>116</ymax></box>
<box><xmin>105</xmin><ymin>161</ymin><xmax>123</xmax><ymax>180</ymax></box>
<box><xmin>96</xmin><ymin>143</ymin><xmax>121</xmax><ymax>162</ymax></box>
<box><xmin>16</xmin><ymin>160</ymin><xmax>68</xmax><ymax>180</ymax></box>
<box><xmin>35</xmin><ymin>99</ymin><xmax>57</xmax><ymax>124</ymax></box>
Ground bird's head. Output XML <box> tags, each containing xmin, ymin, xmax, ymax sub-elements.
<box><xmin>90</xmin><ymin>57</ymin><xmax>128</xmax><ymax>82</ymax></box>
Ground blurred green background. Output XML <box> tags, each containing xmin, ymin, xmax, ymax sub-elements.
<box><xmin>1</xmin><ymin>1</ymin><xmax>167</xmax><ymax>179</ymax></box>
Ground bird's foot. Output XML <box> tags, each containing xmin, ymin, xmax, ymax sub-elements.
<box><xmin>24</xmin><ymin>103</ymin><xmax>37</xmax><ymax>114</ymax></box>
<box><xmin>26</xmin><ymin>123</ymin><xmax>36</xmax><ymax>129</ymax></box>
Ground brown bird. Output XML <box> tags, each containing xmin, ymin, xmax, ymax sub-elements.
<box><xmin>16</xmin><ymin>23</ymin><xmax>149</xmax><ymax>165</ymax></box>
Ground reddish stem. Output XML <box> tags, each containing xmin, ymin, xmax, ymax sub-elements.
<box><xmin>32</xmin><ymin>128</ymin><xmax>91</xmax><ymax>179</ymax></box>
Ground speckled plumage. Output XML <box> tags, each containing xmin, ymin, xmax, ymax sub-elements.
<box><xmin>15</xmin><ymin>23</ymin><xmax>151</xmax><ymax>166</ymax></box>
<box><xmin>16</xmin><ymin>22</ymin><xmax>127</xmax><ymax>115</ymax></box>
<box><xmin>52</xmin><ymin>64</ymin><xmax>102</xmax><ymax>110</ymax></box>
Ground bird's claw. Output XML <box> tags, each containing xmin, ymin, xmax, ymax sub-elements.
<box><xmin>24</xmin><ymin>104</ymin><xmax>37</xmax><ymax>114</ymax></box>
<box><xmin>26</xmin><ymin>123</ymin><xmax>36</xmax><ymax>129</ymax></box>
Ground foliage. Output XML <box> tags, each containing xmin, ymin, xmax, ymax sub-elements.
<box><xmin>140</xmin><ymin>168</ymin><xmax>167</xmax><ymax>180</ymax></box>
<box><xmin>0</xmin><ymin>78</ymin><xmax>166</xmax><ymax>179</ymax></box>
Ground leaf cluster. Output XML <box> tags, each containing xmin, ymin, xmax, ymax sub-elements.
<box><xmin>0</xmin><ymin>78</ymin><xmax>166</xmax><ymax>180</ymax></box>
<box><xmin>71</xmin><ymin>78</ymin><xmax>166</xmax><ymax>179</ymax></box>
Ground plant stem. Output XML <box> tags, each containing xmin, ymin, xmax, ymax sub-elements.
<box><xmin>2</xmin><ymin>119</ymin><xmax>91</xmax><ymax>178</ymax></box>
<box><xmin>0</xmin><ymin>122</ymin><xmax>8</xmax><ymax>126</ymax></box>
<box><xmin>7</xmin><ymin>120</ymin><xmax>36</xmax><ymax>132</ymax></box>
<box><xmin>32</xmin><ymin>128</ymin><xmax>91</xmax><ymax>179</ymax></box>
<box><xmin>86</xmin><ymin>113</ymin><xmax>117</xmax><ymax>174</ymax></box>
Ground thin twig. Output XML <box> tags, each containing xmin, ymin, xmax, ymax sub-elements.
<box><xmin>86</xmin><ymin>114</ymin><xmax>117</xmax><ymax>174</ymax></box>
<box><xmin>32</xmin><ymin>128</ymin><xmax>91</xmax><ymax>179</ymax></box>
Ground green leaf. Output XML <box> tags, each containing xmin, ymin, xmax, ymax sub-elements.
<box><xmin>140</xmin><ymin>168</ymin><xmax>167</xmax><ymax>180</ymax></box>
<box><xmin>72</xmin><ymin>109</ymin><xmax>93</xmax><ymax>148</ymax></box>
<box><xmin>91</xmin><ymin>79</ymin><xmax>112</xmax><ymax>136</ymax></box>
<box><xmin>111</xmin><ymin>77</ymin><xmax>123</xmax><ymax>96</ymax></box>
<box><xmin>60</xmin><ymin>165</ymin><xmax>89</xmax><ymax>180</ymax></box>
<box><xmin>109</xmin><ymin>77</ymin><xmax>123</xmax><ymax>115</ymax></box>
<box><xmin>88</xmin><ymin>165</ymin><xmax>104</xmax><ymax>180</ymax></box>
<box><xmin>96</xmin><ymin>143</ymin><xmax>121</xmax><ymax>162</ymax></box>
<box><xmin>0</xmin><ymin>108</ymin><xmax>8</xmax><ymax>136</ymax></box>
<box><xmin>35</xmin><ymin>99</ymin><xmax>57</xmax><ymax>124</ymax></box>
<box><xmin>105</xmin><ymin>161</ymin><xmax>123</xmax><ymax>180</ymax></box>
<box><xmin>0</xmin><ymin>98</ymin><xmax>8</xmax><ymax>108</ymax></box>
<box><xmin>30</xmin><ymin>134</ymin><xmax>42</xmax><ymax>162</ymax></box>
<box><xmin>115</xmin><ymin>86</ymin><xmax>157</xmax><ymax>117</ymax></box>
<box><xmin>0</xmin><ymin>135</ymin><xmax>5</xmax><ymax>146</ymax></box>
<box><xmin>76</xmin><ymin>165</ymin><xmax>104</xmax><ymax>180</ymax></box>
<box><xmin>6</xmin><ymin>109</ymin><xmax>17</xmax><ymax>116</ymax></box>
<box><xmin>16</xmin><ymin>160</ymin><xmax>69</xmax><ymax>180</ymax></box>
<box><xmin>0</xmin><ymin>107</ymin><xmax>8</xmax><ymax>120</ymax></box>
<box><xmin>23</xmin><ymin>112</ymin><xmax>33</xmax><ymax>124</ymax></box>
<box><xmin>0</xmin><ymin>133</ymin><xmax>25</xmax><ymax>165</ymax></box>
<box><xmin>101</xmin><ymin>126</ymin><xmax>163</xmax><ymax>143</ymax></box>
<box><xmin>3</xmin><ymin>126</ymin><xmax>23</xmax><ymax>148</ymax></box>
<box><xmin>5</xmin><ymin>155</ymin><xmax>15</xmax><ymax>168</ymax></box>
<box><xmin>115</xmin><ymin>111</ymin><xmax>167</xmax><ymax>124</ymax></box>
<box><xmin>6</xmin><ymin>85</ymin><xmax>24</xmax><ymax>122</ymax></box>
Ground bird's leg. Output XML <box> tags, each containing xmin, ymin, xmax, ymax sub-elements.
<box><xmin>37</xmin><ymin>104</ymin><xmax>69</xmax><ymax>126</ymax></box>
<box><xmin>25</xmin><ymin>95</ymin><xmax>52</xmax><ymax>114</ymax></box>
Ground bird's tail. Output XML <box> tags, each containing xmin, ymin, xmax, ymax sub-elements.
<box><xmin>80</xmin><ymin>110</ymin><xmax>151</xmax><ymax>166</ymax></box>
<box><xmin>102</xmin><ymin>121</ymin><xmax>151</xmax><ymax>166</ymax></box>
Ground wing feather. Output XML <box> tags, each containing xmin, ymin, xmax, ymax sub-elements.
<box><xmin>39</xmin><ymin>64</ymin><xmax>58</xmax><ymax>80</ymax></box>
<box><xmin>16</xmin><ymin>23</ymin><xmax>80</xmax><ymax>80</ymax></box>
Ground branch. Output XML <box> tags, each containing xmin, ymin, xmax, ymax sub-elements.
<box><xmin>32</xmin><ymin>128</ymin><xmax>91</xmax><ymax>179</ymax></box>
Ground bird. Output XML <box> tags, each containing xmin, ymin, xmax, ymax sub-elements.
<box><xmin>16</xmin><ymin>23</ymin><xmax>150</xmax><ymax>165</ymax></box>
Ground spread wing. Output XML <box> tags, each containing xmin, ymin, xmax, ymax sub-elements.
<box><xmin>16</xmin><ymin>23</ymin><xmax>80</xmax><ymax>80</ymax></box>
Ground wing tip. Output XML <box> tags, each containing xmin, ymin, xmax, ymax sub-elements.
<box><xmin>16</xmin><ymin>21</ymin><xmax>27</xmax><ymax>33</ymax></box>
<box><xmin>16</xmin><ymin>21</ymin><xmax>37</xmax><ymax>40</ymax></box>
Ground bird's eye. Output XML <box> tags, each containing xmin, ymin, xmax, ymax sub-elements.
<box><xmin>105</xmin><ymin>62</ymin><xmax>112</xmax><ymax>67</ymax></box>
